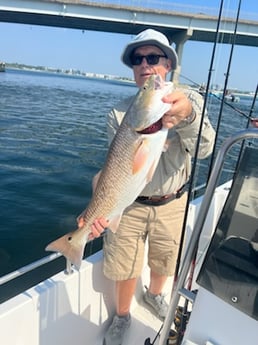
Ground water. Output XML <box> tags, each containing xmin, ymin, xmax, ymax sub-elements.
<box><xmin>0</xmin><ymin>69</ymin><xmax>136</xmax><ymax>277</ymax></box>
<box><xmin>0</xmin><ymin>69</ymin><xmax>256</xmax><ymax>299</ymax></box>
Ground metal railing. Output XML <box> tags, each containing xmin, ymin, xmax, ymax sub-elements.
<box><xmin>0</xmin><ymin>252</ymin><xmax>74</xmax><ymax>286</ymax></box>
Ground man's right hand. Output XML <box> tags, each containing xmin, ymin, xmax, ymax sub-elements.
<box><xmin>77</xmin><ymin>215</ymin><xmax>109</xmax><ymax>240</ymax></box>
<box><xmin>89</xmin><ymin>217</ymin><xmax>109</xmax><ymax>239</ymax></box>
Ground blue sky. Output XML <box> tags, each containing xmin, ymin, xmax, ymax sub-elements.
<box><xmin>0</xmin><ymin>0</ymin><xmax>257</xmax><ymax>91</ymax></box>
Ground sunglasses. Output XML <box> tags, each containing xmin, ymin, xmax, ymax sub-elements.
<box><xmin>130</xmin><ymin>54</ymin><xmax>167</xmax><ymax>66</ymax></box>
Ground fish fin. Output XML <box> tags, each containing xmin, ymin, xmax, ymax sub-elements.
<box><xmin>45</xmin><ymin>230</ymin><xmax>88</xmax><ymax>269</ymax></box>
<box><xmin>108</xmin><ymin>214</ymin><xmax>122</xmax><ymax>233</ymax></box>
<box><xmin>132</xmin><ymin>139</ymin><xmax>149</xmax><ymax>174</ymax></box>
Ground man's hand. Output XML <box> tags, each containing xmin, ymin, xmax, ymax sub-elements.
<box><xmin>89</xmin><ymin>217</ymin><xmax>109</xmax><ymax>239</ymax></box>
<box><xmin>162</xmin><ymin>91</ymin><xmax>193</xmax><ymax>128</ymax></box>
<box><xmin>77</xmin><ymin>215</ymin><xmax>109</xmax><ymax>240</ymax></box>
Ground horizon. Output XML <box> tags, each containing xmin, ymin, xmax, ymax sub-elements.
<box><xmin>4</xmin><ymin>62</ymin><xmax>256</xmax><ymax>94</ymax></box>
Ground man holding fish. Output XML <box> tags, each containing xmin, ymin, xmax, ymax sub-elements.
<box><xmin>46</xmin><ymin>28</ymin><xmax>215</xmax><ymax>345</ymax></box>
<box><xmin>90</xmin><ymin>29</ymin><xmax>215</xmax><ymax>345</ymax></box>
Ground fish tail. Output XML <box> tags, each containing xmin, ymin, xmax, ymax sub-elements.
<box><xmin>45</xmin><ymin>230</ymin><xmax>87</xmax><ymax>269</ymax></box>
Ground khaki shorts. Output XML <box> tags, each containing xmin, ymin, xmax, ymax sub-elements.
<box><xmin>103</xmin><ymin>193</ymin><xmax>187</xmax><ymax>281</ymax></box>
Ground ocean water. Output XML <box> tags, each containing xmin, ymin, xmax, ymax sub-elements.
<box><xmin>0</xmin><ymin>69</ymin><xmax>256</xmax><ymax>300</ymax></box>
<box><xmin>0</xmin><ymin>69</ymin><xmax>136</xmax><ymax>277</ymax></box>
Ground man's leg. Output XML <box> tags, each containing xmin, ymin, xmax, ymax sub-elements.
<box><xmin>148</xmin><ymin>270</ymin><xmax>167</xmax><ymax>295</ymax></box>
<box><xmin>103</xmin><ymin>279</ymin><xmax>136</xmax><ymax>345</ymax></box>
<box><xmin>143</xmin><ymin>271</ymin><xmax>169</xmax><ymax>319</ymax></box>
<box><xmin>144</xmin><ymin>194</ymin><xmax>188</xmax><ymax>319</ymax></box>
<box><xmin>116</xmin><ymin>278</ymin><xmax>137</xmax><ymax>315</ymax></box>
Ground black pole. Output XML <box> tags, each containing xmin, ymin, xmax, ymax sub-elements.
<box><xmin>173</xmin><ymin>0</ymin><xmax>226</xmax><ymax>295</ymax></box>
<box><xmin>207</xmin><ymin>0</ymin><xmax>243</xmax><ymax>180</ymax></box>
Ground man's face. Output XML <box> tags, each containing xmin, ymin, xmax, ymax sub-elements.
<box><xmin>132</xmin><ymin>45</ymin><xmax>172</xmax><ymax>87</ymax></box>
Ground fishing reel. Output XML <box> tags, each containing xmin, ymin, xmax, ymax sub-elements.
<box><xmin>174</xmin><ymin>306</ymin><xmax>191</xmax><ymax>333</ymax></box>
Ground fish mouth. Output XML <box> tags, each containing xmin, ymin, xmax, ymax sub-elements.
<box><xmin>137</xmin><ymin>118</ymin><xmax>163</xmax><ymax>134</ymax></box>
<box><xmin>140</xmin><ymin>72</ymin><xmax>153</xmax><ymax>77</ymax></box>
<box><xmin>140</xmin><ymin>73</ymin><xmax>156</xmax><ymax>81</ymax></box>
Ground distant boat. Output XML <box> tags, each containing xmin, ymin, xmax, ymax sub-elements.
<box><xmin>224</xmin><ymin>89</ymin><xmax>240</xmax><ymax>102</ymax></box>
<box><xmin>0</xmin><ymin>62</ymin><xmax>6</xmax><ymax>72</ymax></box>
<box><xmin>225</xmin><ymin>93</ymin><xmax>240</xmax><ymax>102</ymax></box>
<box><xmin>199</xmin><ymin>87</ymin><xmax>240</xmax><ymax>103</ymax></box>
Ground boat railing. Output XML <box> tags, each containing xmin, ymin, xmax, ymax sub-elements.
<box><xmin>158</xmin><ymin>128</ymin><xmax>258</xmax><ymax>345</ymax></box>
<box><xmin>0</xmin><ymin>252</ymin><xmax>74</xmax><ymax>286</ymax></box>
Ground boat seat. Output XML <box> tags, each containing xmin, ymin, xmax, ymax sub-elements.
<box><xmin>211</xmin><ymin>236</ymin><xmax>258</xmax><ymax>279</ymax></box>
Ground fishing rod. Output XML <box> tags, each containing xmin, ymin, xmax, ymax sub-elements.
<box><xmin>171</xmin><ymin>0</ymin><xmax>231</xmax><ymax>343</ymax></box>
<box><xmin>207</xmin><ymin>0</ymin><xmax>243</xmax><ymax>179</ymax></box>
<box><xmin>144</xmin><ymin>324</ymin><xmax>163</xmax><ymax>345</ymax></box>
<box><xmin>145</xmin><ymin>0</ymin><xmax>256</xmax><ymax>343</ymax></box>
<box><xmin>172</xmin><ymin>0</ymin><xmax>225</xmax><ymax>295</ymax></box>
<box><xmin>173</xmin><ymin>1</ymin><xmax>253</xmax><ymax>344</ymax></box>
<box><xmin>145</xmin><ymin>1</ymin><xmax>227</xmax><ymax>345</ymax></box>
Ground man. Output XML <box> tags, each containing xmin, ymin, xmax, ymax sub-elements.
<box><xmin>82</xmin><ymin>29</ymin><xmax>215</xmax><ymax>345</ymax></box>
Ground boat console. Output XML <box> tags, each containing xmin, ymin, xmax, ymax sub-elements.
<box><xmin>198</xmin><ymin>146</ymin><xmax>258</xmax><ymax>320</ymax></box>
<box><xmin>182</xmin><ymin>145</ymin><xmax>258</xmax><ymax>344</ymax></box>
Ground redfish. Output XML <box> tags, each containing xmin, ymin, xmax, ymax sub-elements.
<box><xmin>46</xmin><ymin>74</ymin><xmax>171</xmax><ymax>268</ymax></box>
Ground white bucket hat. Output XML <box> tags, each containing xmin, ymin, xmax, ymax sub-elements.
<box><xmin>121</xmin><ymin>29</ymin><xmax>178</xmax><ymax>70</ymax></box>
